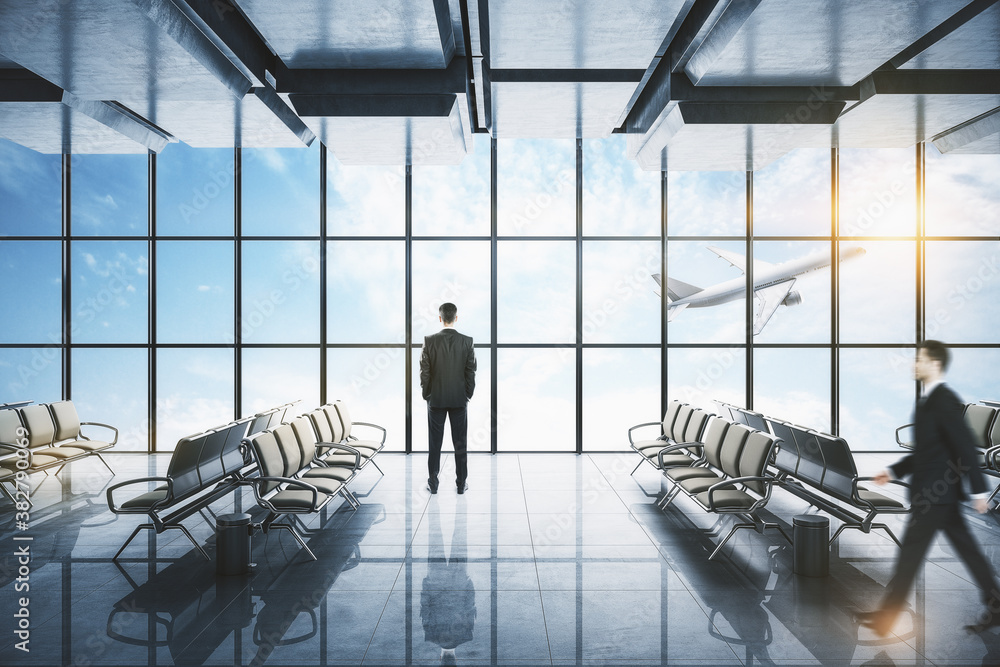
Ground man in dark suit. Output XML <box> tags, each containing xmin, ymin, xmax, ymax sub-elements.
<box><xmin>862</xmin><ymin>340</ymin><xmax>1000</xmax><ymax>636</ymax></box>
<box><xmin>420</xmin><ymin>303</ymin><xmax>476</xmax><ymax>494</ymax></box>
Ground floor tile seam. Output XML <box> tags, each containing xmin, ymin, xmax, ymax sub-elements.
<box><xmin>517</xmin><ymin>453</ymin><xmax>555</xmax><ymax>666</ymax></box>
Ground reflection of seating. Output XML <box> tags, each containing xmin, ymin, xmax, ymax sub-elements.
<box><xmin>107</xmin><ymin>418</ymin><xmax>252</xmax><ymax>560</ymax></box>
<box><xmin>767</xmin><ymin>417</ymin><xmax>909</xmax><ymax>546</ymax></box>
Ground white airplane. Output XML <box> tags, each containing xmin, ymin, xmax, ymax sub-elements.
<box><xmin>653</xmin><ymin>245</ymin><xmax>866</xmax><ymax>335</ymax></box>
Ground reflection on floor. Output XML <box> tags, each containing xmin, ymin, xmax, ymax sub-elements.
<box><xmin>2</xmin><ymin>452</ymin><xmax>1000</xmax><ymax>665</ymax></box>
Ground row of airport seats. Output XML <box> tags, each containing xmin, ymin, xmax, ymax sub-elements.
<box><xmin>629</xmin><ymin>400</ymin><xmax>910</xmax><ymax>558</ymax></box>
<box><xmin>242</xmin><ymin>402</ymin><xmax>386</xmax><ymax>561</ymax></box>
<box><xmin>106</xmin><ymin>400</ymin><xmax>385</xmax><ymax>562</ymax></box>
<box><xmin>0</xmin><ymin>400</ymin><xmax>119</xmax><ymax>505</ymax></box>
<box><xmin>715</xmin><ymin>401</ymin><xmax>910</xmax><ymax>546</ymax></box>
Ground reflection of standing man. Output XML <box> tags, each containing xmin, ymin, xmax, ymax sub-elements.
<box><xmin>420</xmin><ymin>504</ymin><xmax>475</xmax><ymax>664</ymax></box>
<box><xmin>420</xmin><ymin>303</ymin><xmax>476</xmax><ymax>494</ymax></box>
<box><xmin>862</xmin><ymin>340</ymin><xmax>1000</xmax><ymax>635</ymax></box>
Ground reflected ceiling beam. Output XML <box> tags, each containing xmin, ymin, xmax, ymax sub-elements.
<box><xmin>170</xmin><ymin>0</ymin><xmax>276</xmax><ymax>86</ymax></box>
<box><xmin>859</xmin><ymin>69</ymin><xmax>1000</xmax><ymax>97</ymax></box>
<box><xmin>677</xmin><ymin>0</ymin><xmax>763</xmax><ymax>83</ymax></box>
<box><xmin>932</xmin><ymin>105</ymin><xmax>1000</xmax><ymax>153</ymax></box>
<box><xmin>250</xmin><ymin>84</ymin><xmax>315</xmax><ymax>147</ymax></box>
<box><xmin>275</xmin><ymin>59</ymin><xmax>467</xmax><ymax>95</ymax></box>
<box><xmin>487</xmin><ymin>69</ymin><xmax>645</xmax><ymax>83</ymax></box>
<box><xmin>0</xmin><ymin>69</ymin><xmax>62</xmax><ymax>103</ymax></box>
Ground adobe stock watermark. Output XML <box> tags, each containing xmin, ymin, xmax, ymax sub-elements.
<box><xmin>7</xmin><ymin>424</ymin><xmax>32</xmax><ymax>653</ymax></box>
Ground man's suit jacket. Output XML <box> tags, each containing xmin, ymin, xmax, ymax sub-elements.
<box><xmin>419</xmin><ymin>328</ymin><xmax>476</xmax><ymax>408</ymax></box>
<box><xmin>890</xmin><ymin>383</ymin><xmax>987</xmax><ymax>507</ymax></box>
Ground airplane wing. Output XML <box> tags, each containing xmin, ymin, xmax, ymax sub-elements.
<box><xmin>651</xmin><ymin>273</ymin><xmax>662</xmax><ymax>297</ymax></box>
<box><xmin>667</xmin><ymin>302</ymin><xmax>689</xmax><ymax>321</ymax></box>
<box><xmin>752</xmin><ymin>279</ymin><xmax>795</xmax><ymax>335</ymax></box>
<box><xmin>707</xmin><ymin>246</ymin><xmax>776</xmax><ymax>273</ymax></box>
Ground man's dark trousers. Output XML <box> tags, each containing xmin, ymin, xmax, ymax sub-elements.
<box><xmin>428</xmin><ymin>406</ymin><xmax>467</xmax><ymax>487</ymax></box>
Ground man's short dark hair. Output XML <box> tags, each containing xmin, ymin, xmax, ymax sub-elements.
<box><xmin>918</xmin><ymin>339</ymin><xmax>951</xmax><ymax>371</ymax></box>
<box><xmin>439</xmin><ymin>302</ymin><xmax>458</xmax><ymax>325</ymax></box>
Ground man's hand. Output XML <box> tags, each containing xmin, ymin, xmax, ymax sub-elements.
<box><xmin>975</xmin><ymin>498</ymin><xmax>990</xmax><ymax>514</ymax></box>
<box><xmin>872</xmin><ymin>470</ymin><xmax>891</xmax><ymax>485</ymax></box>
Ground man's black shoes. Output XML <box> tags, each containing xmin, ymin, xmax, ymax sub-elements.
<box><xmin>427</xmin><ymin>477</ymin><xmax>439</xmax><ymax>495</ymax></box>
<box><xmin>458</xmin><ymin>482</ymin><xmax>468</xmax><ymax>495</ymax></box>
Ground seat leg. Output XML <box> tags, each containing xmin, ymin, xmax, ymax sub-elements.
<box><xmin>94</xmin><ymin>452</ymin><xmax>115</xmax><ymax>475</ymax></box>
<box><xmin>709</xmin><ymin>523</ymin><xmax>752</xmax><ymax>560</ymax></box>
<box><xmin>113</xmin><ymin>524</ymin><xmax>153</xmax><ymax>560</ymax></box>
<box><xmin>630</xmin><ymin>459</ymin><xmax>644</xmax><ymax>476</ymax></box>
<box><xmin>871</xmin><ymin>522</ymin><xmax>903</xmax><ymax>548</ymax></box>
<box><xmin>272</xmin><ymin>523</ymin><xmax>317</xmax><ymax>561</ymax></box>
<box><xmin>370</xmin><ymin>459</ymin><xmax>384</xmax><ymax>476</ymax></box>
<box><xmin>659</xmin><ymin>486</ymin><xmax>680</xmax><ymax>509</ymax></box>
<box><xmin>167</xmin><ymin>525</ymin><xmax>210</xmax><ymax>561</ymax></box>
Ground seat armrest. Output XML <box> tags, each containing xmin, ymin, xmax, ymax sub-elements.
<box><xmin>254</xmin><ymin>476</ymin><xmax>321</xmax><ymax>511</ymax></box>
<box><xmin>348</xmin><ymin>421</ymin><xmax>386</xmax><ymax>446</ymax></box>
<box><xmin>704</xmin><ymin>475</ymin><xmax>773</xmax><ymax>510</ymax></box>
<box><xmin>628</xmin><ymin>422</ymin><xmax>665</xmax><ymax>446</ymax></box>
<box><xmin>106</xmin><ymin>476</ymin><xmax>172</xmax><ymax>514</ymax></box>
<box><xmin>656</xmin><ymin>442</ymin><xmax>704</xmax><ymax>467</ymax></box>
<box><xmin>314</xmin><ymin>442</ymin><xmax>362</xmax><ymax>470</ymax></box>
<box><xmin>853</xmin><ymin>477</ymin><xmax>910</xmax><ymax>510</ymax></box>
<box><xmin>80</xmin><ymin>421</ymin><xmax>119</xmax><ymax>446</ymax></box>
<box><xmin>895</xmin><ymin>423</ymin><xmax>914</xmax><ymax>449</ymax></box>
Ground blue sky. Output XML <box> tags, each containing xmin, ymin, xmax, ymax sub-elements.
<box><xmin>1</xmin><ymin>136</ymin><xmax>998</xmax><ymax>452</ymax></box>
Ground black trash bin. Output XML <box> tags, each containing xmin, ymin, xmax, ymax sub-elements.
<box><xmin>216</xmin><ymin>512</ymin><xmax>252</xmax><ymax>576</ymax></box>
<box><xmin>793</xmin><ymin>514</ymin><xmax>829</xmax><ymax>577</ymax></box>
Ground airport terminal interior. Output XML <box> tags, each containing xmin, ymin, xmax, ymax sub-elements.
<box><xmin>2</xmin><ymin>0</ymin><xmax>1000</xmax><ymax>664</ymax></box>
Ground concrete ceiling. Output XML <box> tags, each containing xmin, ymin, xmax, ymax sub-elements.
<box><xmin>0</xmin><ymin>0</ymin><xmax>997</xmax><ymax>168</ymax></box>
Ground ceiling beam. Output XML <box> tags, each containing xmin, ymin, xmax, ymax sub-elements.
<box><xmin>932</xmin><ymin>105</ymin><xmax>1000</xmax><ymax>152</ymax></box>
<box><xmin>882</xmin><ymin>0</ymin><xmax>1000</xmax><ymax>70</ymax></box>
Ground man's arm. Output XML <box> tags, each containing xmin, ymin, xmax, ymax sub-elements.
<box><xmin>419</xmin><ymin>338</ymin><xmax>431</xmax><ymax>401</ymax></box>
<box><xmin>465</xmin><ymin>339</ymin><xmax>477</xmax><ymax>400</ymax></box>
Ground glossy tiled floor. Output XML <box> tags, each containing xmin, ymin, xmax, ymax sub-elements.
<box><xmin>3</xmin><ymin>452</ymin><xmax>1000</xmax><ymax>665</ymax></box>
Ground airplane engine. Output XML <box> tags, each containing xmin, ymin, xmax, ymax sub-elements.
<box><xmin>782</xmin><ymin>291</ymin><xmax>802</xmax><ymax>307</ymax></box>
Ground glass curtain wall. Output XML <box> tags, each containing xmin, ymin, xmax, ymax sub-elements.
<box><xmin>2</xmin><ymin>136</ymin><xmax>999</xmax><ymax>453</ymax></box>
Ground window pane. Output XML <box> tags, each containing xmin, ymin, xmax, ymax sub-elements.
<box><xmin>0</xmin><ymin>348</ymin><xmax>61</xmax><ymax>402</ymax></box>
<box><xmin>667</xmin><ymin>171</ymin><xmax>744</xmax><ymax>236</ymax></box>
<box><xmin>497</xmin><ymin>348</ymin><xmax>575</xmax><ymax>451</ymax></box>
<box><xmin>753</xmin><ymin>148</ymin><xmax>830</xmax><ymax>237</ymax></box>
<box><xmin>328</xmin><ymin>241</ymin><xmax>404</xmax><ymax>344</ymax></box>
<box><xmin>71</xmin><ymin>154</ymin><xmax>147</xmax><ymax>236</ymax></box>
<box><xmin>1</xmin><ymin>241</ymin><xmax>61</xmax><ymax>343</ymax></box>
<box><xmin>583</xmin><ymin>137</ymin><xmax>659</xmax><ymax>236</ymax></box>
<box><xmin>839</xmin><ymin>148</ymin><xmax>916</xmax><ymax>237</ymax></box>
<box><xmin>0</xmin><ymin>139</ymin><xmax>61</xmax><ymax>236</ymax></box>
<box><xmin>839</xmin><ymin>348</ymin><xmax>915</xmax><ymax>453</ymax></box>
<box><xmin>946</xmin><ymin>348</ymin><xmax>1000</xmax><ymax>405</ymax></box>
<box><xmin>241</xmin><ymin>241</ymin><xmax>320</xmax><ymax>343</ymax></box>
<box><xmin>665</xmin><ymin>240</ymin><xmax>746</xmax><ymax>344</ymax></box>
<box><xmin>583</xmin><ymin>348</ymin><xmax>659</xmax><ymax>451</ymax></box>
<box><xmin>753</xmin><ymin>240</ymin><xmax>831</xmax><ymax>344</ymax></box>
<box><xmin>327</xmin><ymin>156</ymin><xmax>405</xmax><ymax>236</ymax></box>
<box><xmin>156</xmin><ymin>348</ymin><xmax>234</xmax><ymax>451</ymax></box>
<box><xmin>497</xmin><ymin>241</ymin><xmax>575</xmax><ymax>343</ymax></box>
<box><xmin>753</xmin><ymin>348</ymin><xmax>831</xmax><ymax>432</ymax></box>
<box><xmin>157</xmin><ymin>143</ymin><xmax>234</xmax><ymax>236</ymax></box>
<box><xmin>666</xmin><ymin>347</ymin><xmax>745</xmax><ymax>410</ymax></box>
<box><xmin>327</xmin><ymin>348</ymin><xmax>404</xmax><ymax>452</ymax></box>
<box><xmin>242</xmin><ymin>144</ymin><xmax>320</xmax><ymax>236</ymax></box>
<box><xmin>71</xmin><ymin>241</ymin><xmax>148</xmax><ymax>343</ymax></box>
<box><xmin>412</xmin><ymin>241</ymin><xmax>490</xmax><ymax>344</ymax></box>
<box><xmin>72</xmin><ymin>348</ymin><xmax>147</xmax><ymax>451</ymax></box>
<box><xmin>582</xmin><ymin>240</ymin><xmax>660</xmax><ymax>343</ymax></box>
<box><xmin>412</xmin><ymin>347</ymin><xmax>491</xmax><ymax>453</ymax></box>
<box><xmin>925</xmin><ymin>241</ymin><xmax>1000</xmax><ymax>343</ymax></box>
<box><xmin>413</xmin><ymin>137</ymin><xmax>490</xmax><ymax>236</ymax></box>
<box><xmin>497</xmin><ymin>139</ymin><xmax>575</xmax><ymax>236</ymax></box>
<box><xmin>926</xmin><ymin>146</ymin><xmax>1000</xmax><ymax>237</ymax></box>
<box><xmin>157</xmin><ymin>241</ymin><xmax>234</xmax><ymax>343</ymax></box>
<box><xmin>242</xmin><ymin>348</ymin><xmax>319</xmax><ymax>415</ymax></box>
<box><xmin>839</xmin><ymin>241</ymin><xmax>915</xmax><ymax>343</ymax></box>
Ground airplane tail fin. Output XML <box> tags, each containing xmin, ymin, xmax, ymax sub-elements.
<box><xmin>665</xmin><ymin>277</ymin><xmax>702</xmax><ymax>302</ymax></box>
